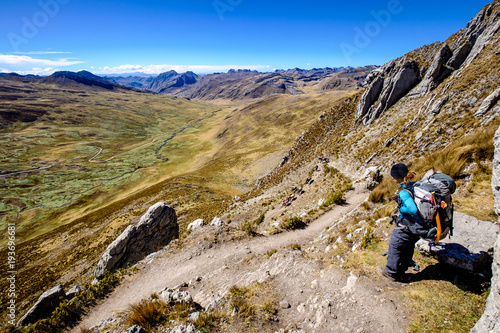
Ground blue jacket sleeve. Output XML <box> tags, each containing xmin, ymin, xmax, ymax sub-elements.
<box><xmin>399</xmin><ymin>190</ymin><xmax>418</xmax><ymax>215</ymax></box>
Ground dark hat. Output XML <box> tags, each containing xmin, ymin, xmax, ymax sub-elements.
<box><xmin>390</xmin><ymin>163</ymin><xmax>408</xmax><ymax>180</ymax></box>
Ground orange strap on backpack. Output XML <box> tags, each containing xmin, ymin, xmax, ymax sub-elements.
<box><xmin>432</xmin><ymin>192</ymin><xmax>442</xmax><ymax>242</ymax></box>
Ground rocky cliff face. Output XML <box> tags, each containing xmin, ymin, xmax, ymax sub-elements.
<box><xmin>471</xmin><ymin>125</ymin><xmax>500</xmax><ymax>333</ymax></box>
<box><xmin>356</xmin><ymin>0</ymin><xmax>500</xmax><ymax>125</ymax></box>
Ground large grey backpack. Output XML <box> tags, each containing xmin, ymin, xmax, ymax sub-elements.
<box><xmin>412</xmin><ymin>173</ymin><xmax>456</xmax><ymax>241</ymax></box>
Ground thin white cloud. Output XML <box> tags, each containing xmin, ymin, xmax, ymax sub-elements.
<box><xmin>97</xmin><ymin>64</ymin><xmax>272</xmax><ymax>75</ymax></box>
<box><xmin>0</xmin><ymin>54</ymin><xmax>82</xmax><ymax>67</ymax></box>
<box><xmin>0</xmin><ymin>67</ymin><xmax>57</xmax><ymax>75</ymax></box>
<box><xmin>12</xmin><ymin>51</ymin><xmax>72</xmax><ymax>55</ymax></box>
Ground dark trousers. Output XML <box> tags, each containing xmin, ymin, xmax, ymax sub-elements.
<box><xmin>385</xmin><ymin>224</ymin><xmax>420</xmax><ymax>277</ymax></box>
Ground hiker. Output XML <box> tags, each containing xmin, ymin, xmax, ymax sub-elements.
<box><xmin>381</xmin><ymin>163</ymin><xmax>422</xmax><ymax>282</ymax></box>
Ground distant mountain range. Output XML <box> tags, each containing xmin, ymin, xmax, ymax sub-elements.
<box><xmin>105</xmin><ymin>66</ymin><xmax>375</xmax><ymax>100</ymax></box>
<box><xmin>0</xmin><ymin>66</ymin><xmax>376</xmax><ymax>100</ymax></box>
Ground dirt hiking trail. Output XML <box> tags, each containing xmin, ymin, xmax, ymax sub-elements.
<box><xmin>72</xmin><ymin>179</ymin><xmax>410</xmax><ymax>332</ymax></box>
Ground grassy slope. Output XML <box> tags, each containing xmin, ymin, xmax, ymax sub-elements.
<box><xmin>0</xmin><ymin>76</ymin><xmax>356</xmax><ymax>324</ymax></box>
<box><xmin>0</xmin><ymin>80</ymin><xmax>229</xmax><ymax>244</ymax></box>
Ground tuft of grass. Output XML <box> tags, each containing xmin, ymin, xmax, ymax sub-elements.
<box><xmin>265</xmin><ymin>249</ymin><xmax>278</xmax><ymax>258</ymax></box>
<box><xmin>226</xmin><ymin>282</ymin><xmax>281</xmax><ymax>330</ymax></box>
<box><xmin>369</xmin><ymin>176</ymin><xmax>398</xmax><ymax>204</ymax></box>
<box><xmin>321</xmin><ymin>179</ymin><xmax>353</xmax><ymax>209</ymax></box>
<box><xmin>279</xmin><ymin>216</ymin><xmax>305</xmax><ymax>230</ymax></box>
<box><xmin>267</xmin><ymin>227</ymin><xmax>281</xmax><ymax>235</ymax></box>
<box><xmin>171</xmin><ymin>302</ymin><xmax>192</xmax><ymax>322</ymax></box>
<box><xmin>260</xmin><ymin>300</ymin><xmax>279</xmax><ymax>321</ymax></box>
<box><xmin>254</xmin><ymin>212</ymin><xmax>266</xmax><ymax>225</ymax></box>
<box><xmin>289</xmin><ymin>243</ymin><xmax>301</xmax><ymax>251</ymax></box>
<box><xmin>360</xmin><ymin>202</ymin><xmax>371</xmax><ymax>211</ymax></box>
<box><xmin>125</xmin><ymin>299</ymin><xmax>168</xmax><ymax>331</ymax></box>
<box><xmin>194</xmin><ymin>311</ymin><xmax>223</xmax><ymax>333</ymax></box>
<box><xmin>360</xmin><ymin>226</ymin><xmax>381</xmax><ymax>249</ymax></box>
<box><xmin>124</xmin><ymin>296</ymin><xmax>195</xmax><ymax>331</ymax></box>
<box><xmin>411</xmin><ymin>124</ymin><xmax>497</xmax><ymax>178</ymax></box>
<box><xmin>229</xmin><ymin>286</ymin><xmax>256</xmax><ymax>320</ymax></box>
<box><xmin>322</xmin><ymin>191</ymin><xmax>345</xmax><ymax>207</ymax></box>
<box><xmin>241</xmin><ymin>212</ymin><xmax>267</xmax><ymax>236</ymax></box>
<box><xmin>324</xmin><ymin>166</ymin><xmax>339</xmax><ymax>177</ymax></box>
<box><xmin>241</xmin><ymin>220</ymin><xmax>257</xmax><ymax>236</ymax></box>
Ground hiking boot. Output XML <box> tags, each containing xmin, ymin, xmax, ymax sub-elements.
<box><xmin>377</xmin><ymin>266</ymin><xmax>399</xmax><ymax>282</ymax></box>
<box><xmin>377</xmin><ymin>266</ymin><xmax>410</xmax><ymax>283</ymax></box>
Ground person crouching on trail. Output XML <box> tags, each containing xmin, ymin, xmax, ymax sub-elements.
<box><xmin>381</xmin><ymin>163</ymin><xmax>420</xmax><ymax>283</ymax></box>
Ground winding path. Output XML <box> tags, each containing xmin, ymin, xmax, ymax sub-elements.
<box><xmin>71</xmin><ymin>182</ymin><xmax>370</xmax><ymax>331</ymax></box>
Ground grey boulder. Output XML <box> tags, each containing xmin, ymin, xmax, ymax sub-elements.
<box><xmin>187</xmin><ymin>218</ymin><xmax>206</xmax><ymax>231</ymax></box>
<box><xmin>94</xmin><ymin>202</ymin><xmax>178</xmax><ymax>281</ymax></box>
<box><xmin>17</xmin><ymin>285</ymin><xmax>65</xmax><ymax>326</ymax></box>
<box><xmin>415</xmin><ymin>212</ymin><xmax>498</xmax><ymax>274</ymax></box>
<box><xmin>159</xmin><ymin>288</ymin><xmax>193</xmax><ymax>304</ymax></box>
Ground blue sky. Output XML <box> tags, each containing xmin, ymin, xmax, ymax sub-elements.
<box><xmin>0</xmin><ymin>0</ymin><xmax>491</xmax><ymax>75</ymax></box>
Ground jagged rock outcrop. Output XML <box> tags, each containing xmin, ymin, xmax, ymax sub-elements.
<box><xmin>428</xmin><ymin>95</ymin><xmax>449</xmax><ymax>114</ymax></box>
<box><xmin>475</xmin><ymin>87</ymin><xmax>500</xmax><ymax>117</ymax></box>
<box><xmin>356</xmin><ymin>76</ymin><xmax>384</xmax><ymax>119</ymax></box>
<box><xmin>415</xmin><ymin>241</ymin><xmax>491</xmax><ymax>273</ymax></box>
<box><xmin>94</xmin><ymin>202</ymin><xmax>178</xmax><ymax>281</ymax></box>
<box><xmin>471</xmin><ymin>124</ymin><xmax>500</xmax><ymax>333</ymax></box>
<box><xmin>447</xmin><ymin>41</ymin><xmax>473</xmax><ymax>70</ymax></box>
<box><xmin>461</xmin><ymin>1</ymin><xmax>500</xmax><ymax>68</ymax></box>
<box><xmin>471</xmin><ymin>235</ymin><xmax>500</xmax><ymax>333</ymax></box>
<box><xmin>358</xmin><ymin>61</ymin><xmax>420</xmax><ymax>125</ymax></box>
<box><xmin>356</xmin><ymin>1</ymin><xmax>500</xmax><ymax>125</ymax></box>
<box><xmin>17</xmin><ymin>285</ymin><xmax>65</xmax><ymax>326</ymax></box>
<box><xmin>410</xmin><ymin>44</ymin><xmax>453</xmax><ymax>97</ymax></box>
